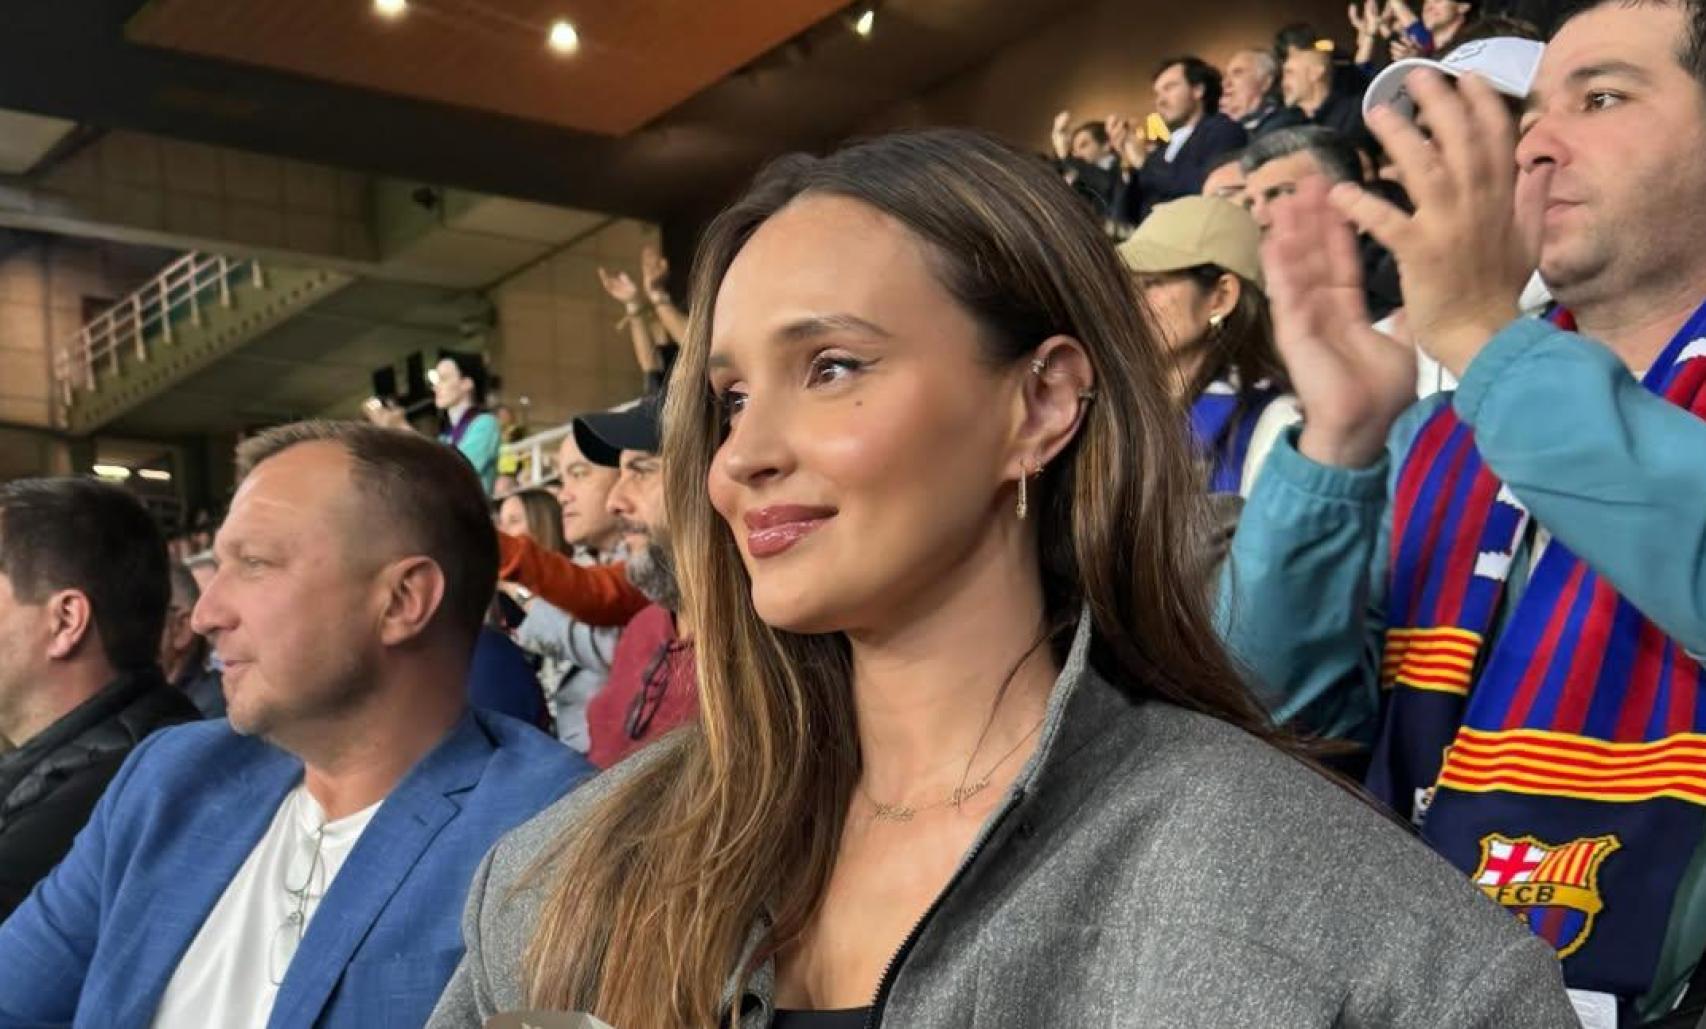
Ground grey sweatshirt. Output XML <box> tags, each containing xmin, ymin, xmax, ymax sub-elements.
<box><xmin>429</xmin><ymin>612</ymin><xmax>1575</xmax><ymax>1028</ymax></box>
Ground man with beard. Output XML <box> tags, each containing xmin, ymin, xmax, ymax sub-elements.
<box><xmin>566</xmin><ymin>395</ymin><xmax>696</xmax><ymax>769</ymax></box>
<box><xmin>0</xmin><ymin>422</ymin><xmax>590</xmax><ymax>1027</ymax></box>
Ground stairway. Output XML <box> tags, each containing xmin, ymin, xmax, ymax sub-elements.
<box><xmin>55</xmin><ymin>252</ymin><xmax>352</xmax><ymax>436</ymax></box>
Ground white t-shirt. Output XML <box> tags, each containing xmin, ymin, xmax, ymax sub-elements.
<box><xmin>150</xmin><ymin>785</ymin><xmax>381</xmax><ymax>1028</ymax></box>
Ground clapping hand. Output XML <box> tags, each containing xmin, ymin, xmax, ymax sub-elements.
<box><xmin>1327</xmin><ymin>70</ymin><xmax>1551</xmax><ymax>379</ymax></box>
<box><xmin>1262</xmin><ymin>178</ymin><xmax>1417</xmax><ymax>468</ymax></box>
<box><xmin>597</xmin><ymin>267</ymin><xmax>639</xmax><ymax>306</ymax></box>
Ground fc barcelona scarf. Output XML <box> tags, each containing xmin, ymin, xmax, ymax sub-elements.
<box><xmin>1188</xmin><ymin>382</ymin><xmax>1282</xmax><ymax>494</ymax></box>
<box><xmin>1369</xmin><ymin>300</ymin><xmax>1706</xmax><ymax>1005</ymax></box>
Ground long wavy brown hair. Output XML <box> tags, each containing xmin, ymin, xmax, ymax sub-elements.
<box><xmin>520</xmin><ymin>129</ymin><xmax>1292</xmax><ymax>1026</ymax></box>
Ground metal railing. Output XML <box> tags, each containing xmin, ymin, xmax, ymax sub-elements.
<box><xmin>53</xmin><ymin>251</ymin><xmax>262</xmax><ymax>408</ymax></box>
<box><xmin>501</xmin><ymin>423</ymin><xmax>572</xmax><ymax>488</ymax></box>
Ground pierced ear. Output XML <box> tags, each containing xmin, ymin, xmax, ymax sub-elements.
<box><xmin>44</xmin><ymin>590</ymin><xmax>95</xmax><ymax>661</ymax></box>
<box><xmin>377</xmin><ymin>556</ymin><xmax>448</xmax><ymax>648</ymax></box>
<box><xmin>1012</xmin><ymin>335</ymin><xmax>1096</xmax><ymax>477</ymax></box>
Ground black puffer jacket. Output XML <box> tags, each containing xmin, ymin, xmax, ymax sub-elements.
<box><xmin>0</xmin><ymin>668</ymin><xmax>198</xmax><ymax>918</ymax></box>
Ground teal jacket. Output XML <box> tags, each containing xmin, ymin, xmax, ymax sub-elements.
<box><xmin>1215</xmin><ymin>317</ymin><xmax>1706</xmax><ymax>1020</ymax></box>
<box><xmin>442</xmin><ymin>411</ymin><xmax>501</xmax><ymax>494</ymax></box>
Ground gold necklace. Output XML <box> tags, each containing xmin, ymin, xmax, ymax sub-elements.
<box><xmin>859</xmin><ymin>714</ymin><xmax>1045</xmax><ymax>823</ymax></box>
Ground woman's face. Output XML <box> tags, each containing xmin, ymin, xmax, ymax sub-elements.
<box><xmin>433</xmin><ymin>359</ymin><xmax>472</xmax><ymax>411</ymax></box>
<box><xmin>1134</xmin><ymin>272</ymin><xmax>1213</xmax><ymax>354</ymax></box>
<box><xmin>497</xmin><ymin>495</ymin><xmax>532</xmax><ymax>540</ymax></box>
<box><xmin>706</xmin><ymin>196</ymin><xmax>1027</xmax><ymax>636</ymax></box>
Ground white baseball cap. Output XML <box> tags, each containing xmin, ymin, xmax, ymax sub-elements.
<box><xmin>1362</xmin><ymin>37</ymin><xmax>1545</xmax><ymax>120</ymax></box>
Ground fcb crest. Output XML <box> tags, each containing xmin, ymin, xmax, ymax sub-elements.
<box><xmin>1473</xmin><ymin>833</ymin><xmax>1621</xmax><ymax>958</ymax></box>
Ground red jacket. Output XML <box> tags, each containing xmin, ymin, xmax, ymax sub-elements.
<box><xmin>496</xmin><ymin>534</ymin><xmax>648</xmax><ymax>628</ymax></box>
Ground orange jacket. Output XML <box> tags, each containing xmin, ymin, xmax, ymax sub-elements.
<box><xmin>496</xmin><ymin>533</ymin><xmax>648</xmax><ymax>628</ymax></box>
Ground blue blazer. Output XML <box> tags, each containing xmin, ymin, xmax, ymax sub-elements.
<box><xmin>0</xmin><ymin>708</ymin><xmax>592</xmax><ymax>1028</ymax></box>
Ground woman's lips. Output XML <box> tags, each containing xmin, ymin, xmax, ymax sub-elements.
<box><xmin>744</xmin><ymin>505</ymin><xmax>835</xmax><ymax>559</ymax></box>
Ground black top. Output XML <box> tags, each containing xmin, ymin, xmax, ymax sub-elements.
<box><xmin>0</xmin><ymin>667</ymin><xmax>197</xmax><ymax>918</ymax></box>
<box><xmin>771</xmin><ymin>1008</ymin><xmax>871</xmax><ymax>1029</ymax></box>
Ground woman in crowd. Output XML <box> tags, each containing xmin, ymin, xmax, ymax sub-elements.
<box><xmin>433</xmin><ymin>352</ymin><xmax>503</xmax><ymax>494</ymax></box>
<box><xmin>429</xmin><ymin>129</ymin><xmax>1571</xmax><ymax>1028</ymax></box>
<box><xmin>497</xmin><ymin>488</ymin><xmax>567</xmax><ymax>553</ymax></box>
<box><xmin>1119</xmin><ymin>195</ymin><xmax>1298</xmax><ymax>496</ymax></box>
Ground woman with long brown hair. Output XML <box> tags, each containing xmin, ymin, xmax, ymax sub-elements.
<box><xmin>429</xmin><ymin>130</ymin><xmax>1570</xmax><ymax>1028</ymax></box>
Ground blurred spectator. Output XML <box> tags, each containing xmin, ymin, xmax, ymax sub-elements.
<box><xmin>1200</xmin><ymin>148</ymin><xmax>1248</xmax><ymax>204</ymax></box>
<box><xmin>433</xmin><ymin>352</ymin><xmax>502</xmax><ymax>494</ymax></box>
<box><xmin>1382</xmin><ymin>0</ymin><xmax>1475</xmax><ymax>59</ymax></box>
<box><xmin>0</xmin><ymin>478</ymin><xmax>198</xmax><ymax>919</ymax></box>
<box><xmin>1222</xmin><ymin>48</ymin><xmax>1305</xmax><ymax>138</ymax></box>
<box><xmin>1281</xmin><ymin>37</ymin><xmax>1370</xmax><ymax>147</ymax></box>
<box><xmin>491</xmin><ymin>473</ymin><xmax>520</xmax><ymax>499</ymax></box>
<box><xmin>1111</xmin><ymin>56</ymin><xmax>1248</xmax><ymax>224</ymax></box>
<box><xmin>496</xmin><ymin>489</ymin><xmax>564</xmax><ymax>551</ymax></box>
<box><xmin>598</xmin><ymin>244</ymin><xmax>684</xmax><ymax>395</ymax></box>
<box><xmin>569</xmin><ymin>397</ymin><xmax>694</xmax><ymax>769</ymax></box>
<box><xmin>1242</xmin><ymin>126</ymin><xmax>1403</xmax><ymax>320</ymax></box>
<box><xmin>161</xmin><ymin>563</ymin><xmax>224</xmax><ymax>718</ymax></box>
<box><xmin>1050</xmin><ymin>113</ymin><xmax>1122</xmax><ymax>218</ymax></box>
<box><xmin>509</xmin><ymin>429</ymin><xmax>625</xmax><ymax>752</ymax></box>
<box><xmin>1119</xmin><ymin>197</ymin><xmax>1299</xmax><ymax>496</ymax></box>
<box><xmin>0</xmin><ymin>422</ymin><xmax>589</xmax><ymax>1025</ymax></box>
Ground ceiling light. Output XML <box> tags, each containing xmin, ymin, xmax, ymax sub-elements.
<box><xmin>853</xmin><ymin>8</ymin><xmax>875</xmax><ymax>37</ymax></box>
<box><xmin>138</xmin><ymin>469</ymin><xmax>173</xmax><ymax>482</ymax></box>
<box><xmin>548</xmin><ymin>19</ymin><xmax>580</xmax><ymax>54</ymax></box>
<box><xmin>374</xmin><ymin>0</ymin><xmax>407</xmax><ymax>17</ymax></box>
<box><xmin>92</xmin><ymin>464</ymin><xmax>131</xmax><ymax>481</ymax></box>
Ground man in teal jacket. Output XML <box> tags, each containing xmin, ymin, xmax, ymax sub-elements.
<box><xmin>1216</xmin><ymin>2</ymin><xmax>1706</xmax><ymax>1024</ymax></box>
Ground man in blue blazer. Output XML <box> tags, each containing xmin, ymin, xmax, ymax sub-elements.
<box><xmin>0</xmin><ymin>420</ymin><xmax>594</xmax><ymax>1028</ymax></box>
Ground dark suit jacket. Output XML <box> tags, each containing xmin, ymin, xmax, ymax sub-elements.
<box><xmin>1118</xmin><ymin>112</ymin><xmax>1249</xmax><ymax>224</ymax></box>
<box><xmin>0</xmin><ymin>669</ymin><xmax>196</xmax><ymax>919</ymax></box>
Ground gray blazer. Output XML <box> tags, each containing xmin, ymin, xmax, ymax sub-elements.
<box><xmin>430</xmin><ymin>613</ymin><xmax>1575</xmax><ymax>1028</ymax></box>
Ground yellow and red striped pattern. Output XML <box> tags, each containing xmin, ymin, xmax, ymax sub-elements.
<box><xmin>1382</xmin><ymin>626</ymin><xmax>1483</xmax><ymax>695</ymax></box>
<box><xmin>1528</xmin><ymin>835</ymin><xmax>1612</xmax><ymax>888</ymax></box>
<box><xmin>1439</xmin><ymin>727</ymin><xmax>1706</xmax><ymax>807</ymax></box>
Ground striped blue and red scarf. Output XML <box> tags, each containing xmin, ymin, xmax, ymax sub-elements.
<box><xmin>1370</xmin><ymin>300</ymin><xmax>1706</xmax><ymax>1006</ymax></box>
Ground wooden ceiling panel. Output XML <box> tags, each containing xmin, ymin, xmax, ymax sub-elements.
<box><xmin>126</xmin><ymin>0</ymin><xmax>850</xmax><ymax>136</ymax></box>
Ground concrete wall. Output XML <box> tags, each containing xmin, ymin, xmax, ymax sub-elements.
<box><xmin>0</xmin><ymin>235</ymin><xmax>172</xmax><ymax>431</ymax></box>
<box><xmin>488</xmin><ymin>217</ymin><xmax>661</xmax><ymax>432</ymax></box>
<box><xmin>0</xmin><ymin>131</ymin><xmax>376</xmax><ymax>264</ymax></box>
<box><xmin>860</xmin><ymin>0</ymin><xmax>1348</xmax><ymax>148</ymax></box>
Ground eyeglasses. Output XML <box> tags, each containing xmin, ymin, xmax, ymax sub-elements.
<box><xmin>268</xmin><ymin>821</ymin><xmax>327</xmax><ymax>987</ymax></box>
<box><xmin>624</xmin><ymin>641</ymin><xmax>684</xmax><ymax>740</ymax></box>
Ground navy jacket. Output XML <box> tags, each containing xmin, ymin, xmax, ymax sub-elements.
<box><xmin>1118</xmin><ymin>112</ymin><xmax>1249</xmax><ymax>224</ymax></box>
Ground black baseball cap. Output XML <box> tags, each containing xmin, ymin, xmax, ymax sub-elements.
<box><xmin>572</xmin><ymin>392</ymin><xmax>662</xmax><ymax>469</ymax></box>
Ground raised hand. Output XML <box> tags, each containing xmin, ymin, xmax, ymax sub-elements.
<box><xmin>640</xmin><ymin>245</ymin><xmax>670</xmax><ymax>298</ymax></box>
<box><xmin>1104</xmin><ymin>115</ymin><xmax>1131</xmax><ymax>162</ymax></box>
<box><xmin>1328</xmin><ymin>70</ymin><xmax>1550</xmax><ymax>379</ymax></box>
<box><xmin>598</xmin><ymin>267</ymin><xmax>639</xmax><ymax>306</ymax></box>
<box><xmin>1348</xmin><ymin>0</ymin><xmax>1381</xmax><ymax>38</ymax></box>
<box><xmin>1263</xmin><ymin>177</ymin><xmax>1418</xmax><ymax>468</ymax></box>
